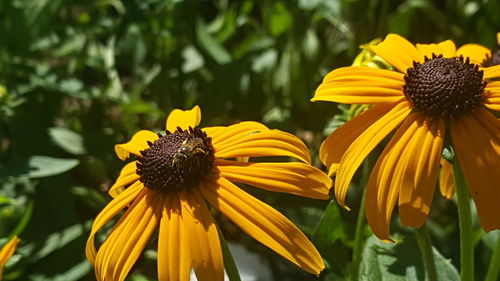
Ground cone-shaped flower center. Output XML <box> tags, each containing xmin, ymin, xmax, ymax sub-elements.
<box><xmin>403</xmin><ymin>55</ymin><xmax>486</xmax><ymax>119</ymax></box>
<box><xmin>483</xmin><ymin>47</ymin><xmax>500</xmax><ymax>67</ymax></box>
<box><xmin>137</xmin><ymin>127</ymin><xmax>214</xmax><ymax>193</ymax></box>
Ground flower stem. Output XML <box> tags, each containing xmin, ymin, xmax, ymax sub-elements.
<box><xmin>484</xmin><ymin>231</ymin><xmax>500</xmax><ymax>281</ymax></box>
<box><xmin>351</xmin><ymin>155</ymin><xmax>373</xmax><ymax>281</ymax></box>
<box><xmin>415</xmin><ymin>223</ymin><xmax>437</xmax><ymax>281</ymax></box>
<box><xmin>217</xmin><ymin>225</ymin><xmax>241</xmax><ymax>281</ymax></box>
<box><xmin>453</xmin><ymin>160</ymin><xmax>474</xmax><ymax>281</ymax></box>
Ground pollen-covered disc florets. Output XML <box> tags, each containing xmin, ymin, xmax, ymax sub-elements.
<box><xmin>483</xmin><ymin>46</ymin><xmax>500</xmax><ymax>67</ymax></box>
<box><xmin>403</xmin><ymin>54</ymin><xmax>486</xmax><ymax>119</ymax></box>
<box><xmin>136</xmin><ymin>127</ymin><xmax>214</xmax><ymax>193</ymax></box>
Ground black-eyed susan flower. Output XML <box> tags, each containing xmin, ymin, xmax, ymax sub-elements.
<box><xmin>312</xmin><ymin>34</ymin><xmax>500</xmax><ymax>241</ymax></box>
<box><xmin>0</xmin><ymin>236</ymin><xmax>19</xmax><ymax>280</ymax></box>
<box><xmin>86</xmin><ymin>106</ymin><xmax>332</xmax><ymax>281</ymax></box>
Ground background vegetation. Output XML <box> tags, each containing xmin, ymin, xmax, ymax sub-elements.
<box><xmin>1</xmin><ymin>0</ymin><xmax>500</xmax><ymax>280</ymax></box>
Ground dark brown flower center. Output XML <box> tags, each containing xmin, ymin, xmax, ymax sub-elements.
<box><xmin>136</xmin><ymin>127</ymin><xmax>214</xmax><ymax>193</ymax></box>
<box><xmin>482</xmin><ymin>46</ymin><xmax>500</xmax><ymax>67</ymax></box>
<box><xmin>403</xmin><ymin>55</ymin><xmax>486</xmax><ymax>119</ymax></box>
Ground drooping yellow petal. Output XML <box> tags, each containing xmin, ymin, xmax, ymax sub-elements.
<box><xmin>365</xmin><ymin>114</ymin><xmax>419</xmax><ymax>241</ymax></box>
<box><xmin>484</xmin><ymin>81</ymin><xmax>500</xmax><ymax>111</ymax></box>
<box><xmin>181</xmin><ymin>189</ymin><xmax>223</xmax><ymax>281</ymax></box>
<box><xmin>371</xmin><ymin>34</ymin><xmax>422</xmax><ymax>74</ymax></box>
<box><xmin>397</xmin><ymin>115</ymin><xmax>444</xmax><ymax>228</ymax></box>
<box><xmin>484</xmin><ymin>64</ymin><xmax>500</xmax><ymax>80</ymax></box>
<box><xmin>94</xmin><ymin>190</ymin><xmax>162</xmax><ymax>281</ymax></box>
<box><xmin>214</xmin><ymin>129</ymin><xmax>311</xmax><ymax>163</ymax></box>
<box><xmin>200</xmin><ymin>176</ymin><xmax>325</xmax><ymax>275</ymax></box>
<box><xmin>451</xmin><ymin>109</ymin><xmax>500</xmax><ymax>231</ymax></box>
<box><xmin>108</xmin><ymin>161</ymin><xmax>140</xmax><ymax>198</ymax></box>
<box><xmin>312</xmin><ymin>66</ymin><xmax>405</xmax><ymax>104</ymax></box>
<box><xmin>166</xmin><ymin>105</ymin><xmax>201</xmax><ymax>132</ymax></box>
<box><xmin>216</xmin><ymin>159</ymin><xmax>331</xmax><ymax>199</ymax></box>
<box><xmin>335</xmin><ymin>101</ymin><xmax>412</xmax><ymax>210</ymax></box>
<box><xmin>416</xmin><ymin>40</ymin><xmax>456</xmax><ymax>59</ymax></box>
<box><xmin>114</xmin><ymin>130</ymin><xmax>159</xmax><ymax>160</ymax></box>
<box><xmin>497</xmin><ymin>32</ymin><xmax>500</xmax><ymax>45</ymax></box>
<box><xmin>158</xmin><ymin>194</ymin><xmax>191</xmax><ymax>281</ymax></box>
<box><xmin>0</xmin><ymin>236</ymin><xmax>20</xmax><ymax>279</ymax></box>
<box><xmin>204</xmin><ymin>121</ymin><xmax>268</xmax><ymax>152</ymax></box>
<box><xmin>456</xmin><ymin>44</ymin><xmax>491</xmax><ymax>65</ymax></box>
<box><xmin>86</xmin><ymin>181</ymin><xmax>144</xmax><ymax>264</ymax></box>
<box><xmin>439</xmin><ymin>158</ymin><xmax>455</xmax><ymax>199</ymax></box>
<box><xmin>320</xmin><ymin>103</ymin><xmax>396</xmax><ymax>176</ymax></box>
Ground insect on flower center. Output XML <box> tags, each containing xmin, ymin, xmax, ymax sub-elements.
<box><xmin>136</xmin><ymin>127</ymin><xmax>215</xmax><ymax>193</ymax></box>
<box><xmin>403</xmin><ymin>54</ymin><xmax>486</xmax><ymax>119</ymax></box>
<box><xmin>482</xmin><ymin>46</ymin><xmax>500</xmax><ymax>67</ymax></box>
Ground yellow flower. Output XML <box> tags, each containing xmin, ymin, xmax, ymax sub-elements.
<box><xmin>312</xmin><ymin>34</ymin><xmax>500</xmax><ymax>241</ymax></box>
<box><xmin>456</xmin><ymin>32</ymin><xmax>500</xmax><ymax>66</ymax></box>
<box><xmin>0</xmin><ymin>236</ymin><xmax>20</xmax><ymax>281</ymax></box>
<box><xmin>86</xmin><ymin>106</ymin><xmax>332</xmax><ymax>281</ymax></box>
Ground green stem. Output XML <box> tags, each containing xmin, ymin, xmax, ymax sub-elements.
<box><xmin>453</xmin><ymin>160</ymin><xmax>474</xmax><ymax>281</ymax></box>
<box><xmin>484</xmin><ymin>232</ymin><xmax>500</xmax><ymax>281</ymax></box>
<box><xmin>416</xmin><ymin>223</ymin><xmax>438</xmax><ymax>281</ymax></box>
<box><xmin>216</xmin><ymin>225</ymin><xmax>241</xmax><ymax>281</ymax></box>
<box><xmin>351</xmin><ymin>155</ymin><xmax>373</xmax><ymax>281</ymax></box>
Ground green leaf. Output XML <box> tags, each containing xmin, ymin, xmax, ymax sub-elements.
<box><xmin>217</xmin><ymin>226</ymin><xmax>241</xmax><ymax>281</ymax></box>
<box><xmin>28</xmin><ymin>156</ymin><xmax>79</xmax><ymax>178</ymax></box>
<box><xmin>359</xmin><ymin>234</ymin><xmax>460</xmax><ymax>281</ymax></box>
<box><xmin>269</xmin><ymin>2</ymin><xmax>292</xmax><ymax>36</ymax></box>
<box><xmin>196</xmin><ymin>19</ymin><xmax>231</xmax><ymax>64</ymax></box>
<box><xmin>49</xmin><ymin>127</ymin><xmax>86</xmax><ymax>155</ymax></box>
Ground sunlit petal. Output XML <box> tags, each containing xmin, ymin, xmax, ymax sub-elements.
<box><xmin>166</xmin><ymin>105</ymin><xmax>202</xmax><ymax>132</ymax></box>
<box><xmin>365</xmin><ymin>114</ymin><xmax>419</xmax><ymax>241</ymax></box>
<box><xmin>86</xmin><ymin>181</ymin><xmax>144</xmax><ymax>264</ymax></box>
<box><xmin>456</xmin><ymin>44</ymin><xmax>491</xmax><ymax>65</ymax></box>
<box><xmin>397</xmin><ymin>115</ymin><xmax>444</xmax><ymax>228</ymax></box>
<box><xmin>181</xmin><ymin>189</ymin><xmax>223</xmax><ymax>281</ymax></box>
<box><xmin>108</xmin><ymin>161</ymin><xmax>139</xmax><ymax>198</ymax></box>
<box><xmin>335</xmin><ymin>101</ymin><xmax>412</xmax><ymax>210</ymax></box>
<box><xmin>320</xmin><ymin>103</ymin><xmax>396</xmax><ymax>176</ymax></box>
<box><xmin>114</xmin><ymin>130</ymin><xmax>158</xmax><ymax>160</ymax></box>
<box><xmin>451</xmin><ymin>109</ymin><xmax>500</xmax><ymax>231</ymax></box>
<box><xmin>312</xmin><ymin>67</ymin><xmax>405</xmax><ymax>104</ymax></box>
<box><xmin>216</xmin><ymin>159</ymin><xmax>331</xmax><ymax>199</ymax></box>
<box><xmin>371</xmin><ymin>34</ymin><xmax>422</xmax><ymax>73</ymax></box>
<box><xmin>201</xmin><ymin>176</ymin><xmax>324</xmax><ymax>275</ymax></box>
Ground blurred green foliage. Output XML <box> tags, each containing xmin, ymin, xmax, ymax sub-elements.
<box><xmin>0</xmin><ymin>0</ymin><xmax>500</xmax><ymax>280</ymax></box>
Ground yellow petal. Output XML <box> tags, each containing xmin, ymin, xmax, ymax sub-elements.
<box><xmin>484</xmin><ymin>81</ymin><xmax>500</xmax><ymax>111</ymax></box>
<box><xmin>498</xmin><ymin>32</ymin><xmax>500</xmax><ymax>45</ymax></box>
<box><xmin>204</xmin><ymin>121</ymin><xmax>268</xmax><ymax>152</ymax></box>
<box><xmin>371</xmin><ymin>34</ymin><xmax>422</xmax><ymax>74</ymax></box>
<box><xmin>397</xmin><ymin>115</ymin><xmax>444</xmax><ymax>228</ymax></box>
<box><xmin>108</xmin><ymin>161</ymin><xmax>140</xmax><ymax>198</ymax></box>
<box><xmin>484</xmin><ymin>64</ymin><xmax>500</xmax><ymax>80</ymax></box>
<box><xmin>200</xmin><ymin>176</ymin><xmax>325</xmax><ymax>275</ymax></box>
<box><xmin>166</xmin><ymin>105</ymin><xmax>202</xmax><ymax>132</ymax></box>
<box><xmin>456</xmin><ymin>44</ymin><xmax>491</xmax><ymax>65</ymax></box>
<box><xmin>451</xmin><ymin>109</ymin><xmax>500</xmax><ymax>231</ymax></box>
<box><xmin>158</xmin><ymin>193</ymin><xmax>191</xmax><ymax>281</ymax></box>
<box><xmin>365</xmin><ymin>114</ymin><xmax>419</xmax><ymax>241</ymax></box>
<box><xmin>216</xmin><ymin>159</ymin><xmax>331</xmax><ymax>199</ymax></box>
<box><xmin>181</xmin><ymin>189</ymin><xmax>224</xmax><ymax>281</ymax></box>
<box><xmin>0</xmin><ymin>236</ymin><xmax>20</xmax><ymax>276</ymax></box>
<box><xmin>335</xmin><ymin>101</ymin><xmax>412</xmax><ymax>210</ymax></box>
<box><xmin>320</xmin><ymin>103</ymin><xmax>396</xmax><ymax>176</ymax></box>
<box><xmin>86</xmin><ymin>181</ymin><xmax>144</xmax><ymax>264</ymax></box>
<box><xmin>439</xmin><ymin>158</ymin><xmax>455</xmax><ymax>199</ymax></box>
<box><xmin>214</xmin><ymin>129</ymin><xmax>311</xmax><ymax>164</ymax></box>
<box><xmin>95</xmin><ymin>190</ymin><xmax>162</xmax><ymax>281</ymax></box>
<box><xmin>114</xmin><ymin>130</ymin><xmax>159</xmax><ymax>160</ymax></box>
<box><xmin>416</xmin><ymin>40</ymin><xmax>456</xmax><ymax>59</ymax></box>
<box><xmin>312</xmin><ymin>66</ymin><xmax>405</xmax><ymax>104</ymax></box>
